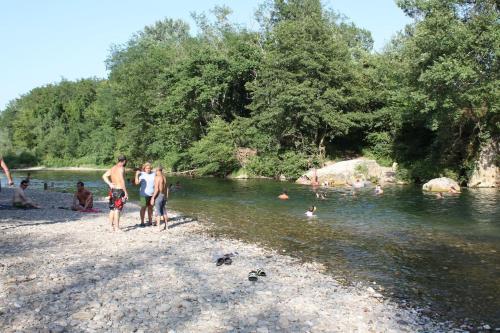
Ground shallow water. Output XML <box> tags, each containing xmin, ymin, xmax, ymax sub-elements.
<box><xmin>7</xmin><ymin>171</ymin><xmax>500</xmax><ymax>325</ymax></box>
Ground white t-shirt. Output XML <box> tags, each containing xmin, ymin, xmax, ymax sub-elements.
<box><xmin>305</xmin><ymin>211</ymin><xmax>314</xmax><ymax>217</ymax></box>
<box><xmin>139</xmin><ymin>172</ymin><xmax>156</xmax><ymax>197</ymax></box>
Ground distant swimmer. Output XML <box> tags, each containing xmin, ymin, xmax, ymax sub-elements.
<box><xmin>305</xmin><ymin>206</ymin><xmax>317</xmax><ymax>217</ymax></box>
<box><xmin>102</xmin><ymin>155</ymin><xmax>129</xmax><ymax>232</ymax></box>
<box><xmin>353</xmin><ymin>178</ymin><xmax>364</xmax><ymax>188</ymax></box>
<box><xmin>278</xmin><ymin>190</ymin><xmax>289</xmax><ymax>200</ymax></box>
<box><xmin>311</xmin><ymin>169</ymin><xmax>319</xmax><ymax>186</ymax></box>
<box><xmin>316</xmin><ymin>192</ymin><xmax>326</xmax><ymax>200</ymax></box>
<box><xmin>375</xmin><ymin>185</ymin><xmax>384</xmax><ymax>195</ymax></box>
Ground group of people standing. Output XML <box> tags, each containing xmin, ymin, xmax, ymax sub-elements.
<box><xmin>102</xmin><ymin>156</ymin><xmax>169</xmax><ymax>232</ymax></box>
<box><xmin>1</xmin><ymin>155</ymin><xmax>169</xmax><ymax>233</ymax></box>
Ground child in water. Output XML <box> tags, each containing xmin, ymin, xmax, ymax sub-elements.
<box><xmin>278</xmin><ymin>190</ymin><xmax>289</xmax><ymax>200</ymax></box>
<box><xmin>305</xmin><ymin>206</ymin><xmax>317</xmax><ymax>217</ymax></box>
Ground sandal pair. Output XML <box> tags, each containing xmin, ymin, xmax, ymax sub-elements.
<box><xmin>216</xmin><ymin>256</ymin><xmax>232</xmax><ymax>266</ymax></box>
<box><xmin>248</xmin><ymin>268</ymin><xmax>266</xmax><ymax>281</ymax></box>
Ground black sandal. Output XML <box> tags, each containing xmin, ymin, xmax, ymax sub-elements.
<box><xmin>256</xmin><ymin>268</ymin><xmax>266</xmax><ymax>277</ymax></box>
<box><xmin>248</xmin><ymin>271</ymin><xmax>258</xmax><ymax>281</ymax></box>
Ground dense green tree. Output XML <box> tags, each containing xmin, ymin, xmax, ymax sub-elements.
<box><xmin>393</xmin><ymin>0</ymin><xmax>499</xmax><ymax>181</ymax></box>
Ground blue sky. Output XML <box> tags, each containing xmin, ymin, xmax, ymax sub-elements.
<box><xmin>0</xmin><ymin>0</ymin><xmax>412</xmax><ymax>110</ymax></box>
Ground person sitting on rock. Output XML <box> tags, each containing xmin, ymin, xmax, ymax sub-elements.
<box><xmin>13</xmin><ymin>180</ymin><xmax>40</xmax><ymax>209</ymax></box>
<box><xmin>72</xmin><ymin>181</ymin><xmax>93</xmax><ymax>211</ymax></box>
<box><xmin>278</xmin><ymin>190</ymin><xmax>289</xmax><ymax>200</ymax></box>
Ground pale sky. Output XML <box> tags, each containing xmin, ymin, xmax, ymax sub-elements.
<box><xmin>0</xmin><ymin>0</ymin><xmax>412</xmax><ymax>110</ymax></box>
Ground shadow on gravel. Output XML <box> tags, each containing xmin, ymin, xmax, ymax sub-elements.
<box><xmin>0</xmin><ymin>225</ymin><xmax>317</xmax><ymax>332</ymax></box>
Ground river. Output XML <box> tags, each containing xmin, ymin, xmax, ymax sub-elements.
<box><xmin>7</xmin><ymin>170</ymin><xmax>500</xmax><ymax>326</ymax></box>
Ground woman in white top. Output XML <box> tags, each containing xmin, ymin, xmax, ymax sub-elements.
<box><xmin>135</xmin><ymin>162</ymin><xmax>156</xmax><ymax>226</ymax></box>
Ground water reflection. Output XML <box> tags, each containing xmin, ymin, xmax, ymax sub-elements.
<box><xmin>9</xmin><ymin>171</ymin><xmax>500</xmax><ymax>325</ymax></box>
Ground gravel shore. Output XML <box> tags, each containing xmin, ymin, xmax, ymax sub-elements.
<box><xmin>0</xmin><ymin>188</ymin><xmax>457</xmax><ymax>332</ymax></box>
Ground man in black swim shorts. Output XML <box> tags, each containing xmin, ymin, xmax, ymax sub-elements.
<box><xmin>102</xmin><ymin>156</ymin><xmax>129</xmax><ymax>231</ymax></box>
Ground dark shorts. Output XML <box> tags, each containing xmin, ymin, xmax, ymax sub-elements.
<box><xmin>154</xmin><ymin>193</ymin><xmax>167</xmax><ymax>216</ymax></box>
<box><xmin>139</xmin><ymin>195</ymin><xmax>152</xmax><ymax>207</ymax></box>
<box><xmin>109</xmin><ymin>189</ymin><xmax>125</xmax><ymax>211</ymax></box>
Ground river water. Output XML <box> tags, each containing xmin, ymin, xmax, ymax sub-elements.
<box><xmin>7</xmin><ymin>170</ymin><xmax>500</xmax><ymax>325</ymax></box>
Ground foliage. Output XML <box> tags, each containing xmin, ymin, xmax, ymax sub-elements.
<box><xmin>1</xmin><ymin>151</ymin><xmax>39</xmax><ymax>168</ymax></box>
<box><xmin>187</xmin><ymin>117</ymin><xmax>239</xmax><ymax>176</ymax></box>
<box><xmin>0</xmin><ymin>0</ymin><xmax>497</xmax><ymax>184</ymax></box>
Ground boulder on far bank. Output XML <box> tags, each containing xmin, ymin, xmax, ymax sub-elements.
<box><xmin>296</xmin><ymin>158</ymin><xmax>395</xmax><ymax>186</ymax></box>
<box><xmin>422</xmin><ymin>177</ymin><xmax>460</xmax><ymax>192</ymax></box>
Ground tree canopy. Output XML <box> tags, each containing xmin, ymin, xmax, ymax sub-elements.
<box><xmin>1</xmin><ymin>0</ymin><xmax>498</xmax><ymax>182</ymax></box>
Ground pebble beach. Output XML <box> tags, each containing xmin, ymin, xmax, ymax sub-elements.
<box><xmin>0</xmin><ymin>188</ymin><xmax>460</xmax><ymax>332</ymax></box>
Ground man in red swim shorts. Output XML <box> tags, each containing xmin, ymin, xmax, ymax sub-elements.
<box><xmin>102</xmin><ymin>155</ymin><xmax>129</xmax><ymax>231</ymax></box>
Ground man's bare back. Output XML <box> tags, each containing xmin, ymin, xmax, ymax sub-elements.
<box><xmin>102</xmin><ymin>157</ymin><xmax>128</xmax><ymax>199</ymax></box>
<box><xmin>109</xmin><ymin>164</ymin><xmax>126</xmax><ymax>190</ymax></box>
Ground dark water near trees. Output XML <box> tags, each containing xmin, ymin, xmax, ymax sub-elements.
<box><xmin>9</xmin><ymin>170</ymin><xmax>500</xmax><ymax>325</ymax></box>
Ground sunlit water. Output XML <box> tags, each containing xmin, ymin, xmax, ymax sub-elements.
<box><xmin>7</xmin><ymin>171</ymin><xmax>500</xmax><ymax>325</ymax></box>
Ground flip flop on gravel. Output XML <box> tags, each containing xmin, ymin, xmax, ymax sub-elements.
<box><xmin>224</xmin><ymin>257</ymin><xmax>232</xmax><ymax>265</ymax></box>
<box><xmin>256</xmin><ymin>268</ymin><xmax>266</xmax><ymax>277</ymax></box>
<box><xmin>248</xmin><ymin>271</ymin><xmax>258</xmax><ymax>281</ymax></box>
<box><xmin>216</xmin><ymin>258</ymin><xmax>225</xmax><ymax>266</ymax></box>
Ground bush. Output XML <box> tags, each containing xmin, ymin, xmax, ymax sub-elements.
<box><xmin>246</xmin><ymin>155</ymin><xmax>280</xmax><ymax>178</ymax></box>
<box><xmin>279</xmin><ymin>151</ymin><xmax>309</xmax><ymax>180</ymax></box>
<box><xmin>246</xmin><ymin>151</ymin><xmax>308</xmax><ymax>180</ymax></box>
<box><xmin>2</xmin><ymin>151</ymin><xmax>39</xmax><ymax>168</ymax></box>
<box><xmin>187</xmin><ymin>118</ymin><xmax>239</xmax><ymax>176</ymax></box>
<box><xmin>364</xmin><ymin>132</ymin><xmax>393</xmax><ymax>167</ymax></box>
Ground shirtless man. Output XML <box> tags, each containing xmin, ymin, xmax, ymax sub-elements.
<box><xmin>72</xmin><ymin>181</ymin><xmax>93</xmax><ymax>211</ymax></box>
<box><xmin>0</xmin><ymin>156</ymin><xmax>14</xmax><ymax>187</ymax></box>
<box><xmin>102</xmin><ymin>155</ymin><xmax>129</xmax><ymax>231</ymax></box>
<box><xmin>150</xmin><ymin>166</ymin><xmax>169</xmax><ymax>230</ymax></box>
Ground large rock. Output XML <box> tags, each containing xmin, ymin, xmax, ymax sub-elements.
<box><xmin>468</xmin><ymin>140</ymin><xmax>499</xmax><ymax>188</ymax></box>
<box><xmin>422</xmin><ymin>177</ymin><xmax>460</xmax><ymax>192</ymax></box>
<box><xmin>296</xmin><ymin>159</ymin><xmax>393</xmax><ymax>185</ymax></box>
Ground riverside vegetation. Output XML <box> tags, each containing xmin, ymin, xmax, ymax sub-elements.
<box><xmin>0</xmin><ymin>0</ymin><xmax>498</xmax><ymax>184</ymax></box>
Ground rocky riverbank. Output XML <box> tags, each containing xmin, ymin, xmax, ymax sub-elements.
<box><xmin>0</xmin><ymin>188</ymin><xmax>460</xmax><ymax>332</ymax></box>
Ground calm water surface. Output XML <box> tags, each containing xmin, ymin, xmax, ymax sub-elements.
<box><xmin>10</xmin><ymin>171</ymin><xmax>500</xmax><ymax>325</ymax></box>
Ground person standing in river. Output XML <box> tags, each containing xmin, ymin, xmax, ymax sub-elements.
<box><xmin>135</xmin><ymin>162</ymin><xmax>155</xmax><ymax>227</ymax></box>
<box><xmin>102</xmin><ymin>155</ymin><xmax>129</xmax><ymax>232</ymax></box>
<box><xmin>150</xmin><ymin>166</ymin><xmax>169</xmax><ymax>230</ymax></box>
<box><xmin>0</xmin><ymin>155</ymin><xmax>14</xmax><ymax>187</ymax></box>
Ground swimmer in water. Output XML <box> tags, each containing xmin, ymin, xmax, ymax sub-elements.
<box><xmin>305</xmin><ymin>205</ymin><xmax>317</xmax><ymax>217</ymax></box>
<box><xmin>278</xmin><ymin>190</ymin><xmax>289</xmax><ymax>200</ymax></box>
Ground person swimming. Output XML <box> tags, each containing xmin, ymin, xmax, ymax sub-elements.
<box><xmin>305</xmin><ymin>205</ymin><xmax>316</xmax><ymax>217</ymax></box>
<box><xmin>375</xmin><ymin>185</ymin><xmax>384</xmax><ymax>195</ymax></box>
<box><xmin>278</xmin><ymin>190</ymin><xmax>289</xmax><ymax>200</ymax></box>
<box><xmin>316</xmin><ymin>192</ymin><xmax>326</xmax><ymax>200</ymax></box>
